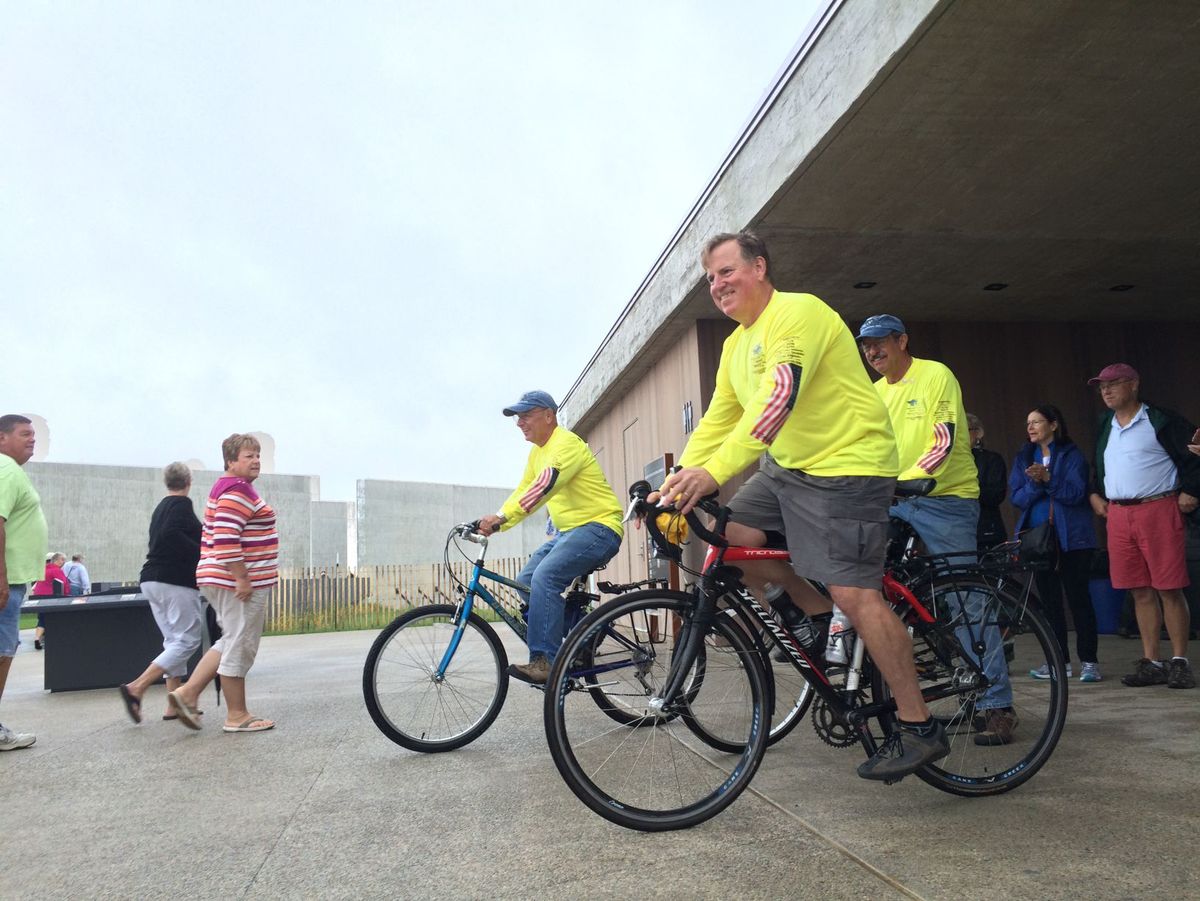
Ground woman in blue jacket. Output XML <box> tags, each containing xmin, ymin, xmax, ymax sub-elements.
<box><xmin>1010</xmin><ymin>405</ymin><xmax>1101</xmax><ymax>682</ymax></box>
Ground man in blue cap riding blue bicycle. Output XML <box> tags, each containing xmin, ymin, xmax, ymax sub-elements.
<box><xmin>476</xmin><ymin>391</ymin><xmax>624</xmax><ymax>685</ymax></box>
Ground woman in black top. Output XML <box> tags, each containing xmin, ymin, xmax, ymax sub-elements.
<box><xmin>118</xmin><ymin>462</ymin><xmax>203</xmax><ymax>724</ymax></box>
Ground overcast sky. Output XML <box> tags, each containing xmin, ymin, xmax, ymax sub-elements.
<box><xmin>3</xmin><ymin>1</ymin><xmax>822</xmax><ymax>502</ymax></box>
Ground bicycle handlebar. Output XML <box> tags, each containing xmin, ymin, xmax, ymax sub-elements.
<box><xmin>627</xmin><ymin>480</ymin><xmax>729</xmax><ymax>559</ymax></box>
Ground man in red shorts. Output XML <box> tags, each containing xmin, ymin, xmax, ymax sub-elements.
<box><xmin>1088</xmin><ymin>364</ymin><xmax>1199</xmax><ymax>689</ymax></box>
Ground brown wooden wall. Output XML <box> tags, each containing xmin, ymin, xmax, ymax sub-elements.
<box><xmin>582</xmin><ymin>324</ymin><xmax>704</xmax><ymax>584</ymax></box>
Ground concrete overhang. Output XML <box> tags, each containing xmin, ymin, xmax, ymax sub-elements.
<box><xmin>561</xmin><ymin>0</ymin><xmax>1200</xmax><ymax>433</ymax></box>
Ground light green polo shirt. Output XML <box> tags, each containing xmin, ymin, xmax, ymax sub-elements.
<box><xmin>0</xmin><ymin>454</ymin><xmax>48</xmax><ymax>584</ymax></box>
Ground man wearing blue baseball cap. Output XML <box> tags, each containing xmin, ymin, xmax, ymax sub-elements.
<box><xmin>476</xmin><ymin>391</ymin><xmax>623</xmax><ymax>684</ymax></box>
<box><xmin>858</xmin><ymin>315</ymin><xmax>1017</xmax><ymax>745</ymax></box>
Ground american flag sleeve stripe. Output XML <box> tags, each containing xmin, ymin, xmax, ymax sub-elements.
<box><xmin>750</xmin><ymin>363</ymin><xmax>801</xmax><ymax>445</ymax></box>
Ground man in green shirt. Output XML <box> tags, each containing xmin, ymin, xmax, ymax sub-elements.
<box><xmin>0</xmin><ymin>414</ymin><xmax>48</xmax><ymax>751</ymax></box>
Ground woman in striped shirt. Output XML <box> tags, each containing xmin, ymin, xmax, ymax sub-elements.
<box><xmin>167</xmin><ymin>434</ymin><xmax>278</xmax><ymax>734</ymax></box>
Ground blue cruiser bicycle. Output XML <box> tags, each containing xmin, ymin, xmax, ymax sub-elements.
<box><xmin>362</xmin><ymin>523</ymin><xmax>657</xmax><ymax>752</ymax></box>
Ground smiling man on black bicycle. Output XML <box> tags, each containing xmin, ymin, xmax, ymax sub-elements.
<box><xmin>476</xmin><ymin>391</ymin><xmax>623</xmax><ymax>685</ymax></box>
<box><xmin>659</xmin><ymin>231</ymin><xmax>949</xmax><ymax>781</ymax></box>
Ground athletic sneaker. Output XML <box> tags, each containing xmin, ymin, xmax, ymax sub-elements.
<box><xmin>1166</xmin><ymin>658</ymin><xmax>1195</xmax><ymax>689</ymax></box>
<box><xmin>1121</xmin><ymin>658</ymin><xmax>1167</xmax><ymax>687</ymax></box>
<box><xmin>857</xmin><ymin>720</ymin><xmax>949</xmax><ymax>781</ymax></box>
<box><xmin>0</xmin><ymin>724</ymin><xmax>36</xmax><ymax>751</ymax></box>
<box><xmin>1029</xmin><ymin>663</ymin><xmax>1071</xmax><ymax>680</ymax></box>
<box><xmin>1079</xmin><ymin>662</ymin><xmax>1103</xmax><ymax>683</ymax></box>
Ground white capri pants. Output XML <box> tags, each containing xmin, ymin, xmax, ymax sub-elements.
<box><xmin>202</xmin><ymin>585</ymin><xmax>270</xmax><ymax>678</ymax></box>
<box><xmin>140</xmin><ymin>581</ymin><xmax>204</xmax><ymax>678</ymax></box>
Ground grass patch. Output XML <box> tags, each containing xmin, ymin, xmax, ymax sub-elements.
<box><xmin>20</xmin><ymin>613</ymin><xmax>37</xmax><ymax>631</ymax></box>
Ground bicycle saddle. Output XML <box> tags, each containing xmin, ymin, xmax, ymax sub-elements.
<box><xmin>895</xmin><ymin>478</ymin><xmax>936</xmax><ymax>498</ymax></box>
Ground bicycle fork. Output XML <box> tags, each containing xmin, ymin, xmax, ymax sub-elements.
<box><xmin>652</xmin><ymin>587</ymin><xmax>720</xmax><ymax>712</ymax></box>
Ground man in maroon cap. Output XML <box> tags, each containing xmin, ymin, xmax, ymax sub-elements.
<box><xmin>1088</xmin><ymin>364</ymin><xmax>1200</xmax><ymax>689</ymax></box>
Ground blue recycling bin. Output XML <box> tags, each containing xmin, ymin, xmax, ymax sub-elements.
<box><xmin>1089</xmin><ymin>579</ymin><xmax>1126</xmax><ymax>634</ymax></box>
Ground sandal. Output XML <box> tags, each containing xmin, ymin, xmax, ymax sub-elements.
<box><xmin>167</xmin><ymin>691</ymin><xmax>203</xmax><ymax>731</ymax></box>
<box><xmin>118</xmin><ymin>684</ymin><xmax>142</xmax><ymax>724</ymax></box>
<box><xmin>223</xmin><ymin>716</ymin><xmax>275</xmax><ymax>733</ymax></box>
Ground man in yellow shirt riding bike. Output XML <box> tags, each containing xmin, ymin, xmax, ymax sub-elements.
<box><xmin>477</xmin><ymin>391</ymin><xmax>623</xmax><ymax>685</ymax></box>
<box><xmin>661</xmin><ymin>232</ymin><xmax>949</xmax><ymax>782</ymax></box>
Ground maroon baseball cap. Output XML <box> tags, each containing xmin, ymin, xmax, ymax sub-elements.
<box><xmin>1087</xmin><ymin>363</ymin><xmax>1140</xmax><ymax>385</ymax></box>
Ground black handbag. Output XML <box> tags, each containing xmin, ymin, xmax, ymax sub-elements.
<box><xmin>1018</xmin><ymin>501</ymin><xmax>1058</xmax><ymax>562</ymax></box>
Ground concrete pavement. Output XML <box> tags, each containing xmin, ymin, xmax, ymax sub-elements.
<box><xmin>1</xmin><ymin>629</ymin><xmax>1197</xmax><ymax>900</ymax></box>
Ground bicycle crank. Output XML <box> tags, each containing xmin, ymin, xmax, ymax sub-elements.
<box><xmin>811</xmin><ymin>698</ymin><xmax>858</xmax><ymax>748</ymax></box>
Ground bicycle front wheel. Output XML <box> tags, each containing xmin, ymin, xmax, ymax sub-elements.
<box><xmin>363</xmin><ymin>603</ymin><xmax>508</xmax><ymax>752</ymax></box>
<box><xmin>876</xmin><ymin>576</ymin><xmax>1067</xmax><ymax>795</ymax></box>
<box><xmin>544</xmin><ymin>591</ymin><xmax>770</xmax><ymax>832</ymax></box>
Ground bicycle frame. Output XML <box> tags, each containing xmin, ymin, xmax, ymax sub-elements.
<box><xmin>659</xmin><ymin>540</ymin><xmax>996</xmax><ymax>755</ymax></box>
<box><xmin>439</xmin><ymin>530</ymin><xmax>636</xmax><ymax>682</ymax></box>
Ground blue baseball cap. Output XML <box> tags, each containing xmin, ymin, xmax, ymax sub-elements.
<box><xmin>502</xmin><ymin>390</ymin><xmax>558</xmax><ymax>416</ymax></box>
<box><xmin>856</xmin><ymin>314</ymin><xmax>907</xmax><ymax>340</ymax></box>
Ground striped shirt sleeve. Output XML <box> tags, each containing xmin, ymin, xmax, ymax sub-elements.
<box><xmin>916</xmin><ymin>421</ymin><xmax>956</xmax><ymax>474</ymax></box>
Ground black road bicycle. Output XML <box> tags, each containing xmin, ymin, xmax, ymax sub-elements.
<box><xmin>542</xmin><ymin>481</ymin><xmax>1068</xmax><ymax>831</ymax></box>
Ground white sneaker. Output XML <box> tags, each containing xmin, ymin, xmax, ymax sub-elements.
<box><xmin>1029</xmin><ymin>663</ymin><xmax>1072</xmax><ymax>680</ymax></box>
<box><xmin>0</xmin><ymin>724</ymin><xmax>36</xmax><ymax>751</ymax></box>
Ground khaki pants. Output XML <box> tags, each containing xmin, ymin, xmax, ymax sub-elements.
<box><xmin>202</xmin><ymin>585</ymin><xmax>269</xmax><ymax>678</ymax></box>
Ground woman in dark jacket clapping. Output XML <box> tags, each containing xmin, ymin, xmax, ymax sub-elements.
<box><xmin>1010</xmin><ymin>405</ymin><xmax>1100</xmax><ymax>683</ymax></box>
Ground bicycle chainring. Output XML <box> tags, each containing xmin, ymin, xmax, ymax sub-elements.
<box><xmin>811</xmin><ymin>698</ymin><xmax>858</xmax><ymax>748</ymax></box>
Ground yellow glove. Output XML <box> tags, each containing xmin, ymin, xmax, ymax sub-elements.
<box><xmin>655</xmin><ymin>512</ymin><xmax>689</xmax><ymax>545</ymax></box>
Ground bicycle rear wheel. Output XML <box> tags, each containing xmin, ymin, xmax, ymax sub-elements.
<box><xmin>875</xmin><ymin>576</ymin><xmax>1067</xmax><ymax>795</ymax></box>
<box><xmin>363</xmin><ymin>603</ymin><xmax>508</xmax><ymax>752</ymax></box>
<box><xmin>544</xmin><ymin>591</ymin><xmax>770</xmax><ymax>831</ymax></box>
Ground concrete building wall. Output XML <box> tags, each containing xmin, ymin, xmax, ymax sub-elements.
<box><xmin>355</xmin><ymin>480</ymin><xmax>548</xmax><ymax>566</ymax></box>
<box><xmin>309</xmin><ymin>501</ymin><xmax>353</xmax><ymax>570</ymax></box>
<box><xmin>26</xmin><ymin>462</ymin><xmax>328</xmax><ymax>582</ymax></box>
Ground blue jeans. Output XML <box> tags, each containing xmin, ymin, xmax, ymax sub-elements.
<box><xmin>517</xmin><ymin>523</ymin><xmax>622</xmax><ymax>663</ymax></box>
<box><xmin>1</xmin><ymin>584</ymin><xmax>26</xmax><ymax>657</ymax></box>
<box><xmin>890</xmin><ymin>496</ymin><xmax>1013</xmax><ymax>710</ymax></box>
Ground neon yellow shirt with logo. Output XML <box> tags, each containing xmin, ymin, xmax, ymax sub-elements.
<box><xmin>679</xmin><ymin>291</ymin><xmax>898</xmax><ymax>483</ymax></box>
<box><xmin>873</xmin><ymin>356</ymin><xmax>979</xmax><ymax>499</ymax></box>
<box><xmin>499</xmin><ymin>426</ymin><xmax>624</xmax><ymax>538</ymax></box>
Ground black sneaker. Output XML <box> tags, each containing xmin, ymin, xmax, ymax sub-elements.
<box><xmin>1167</xmin><ymin>658</ymin><xmax>1196</xmax><ymax>689</ymax></box>
<box><xmin>857</xmin><ymin>720</ymin><xmax>949</xmax><ymax>782</ymax></box>
<box><xmin>508</xmin><ymin>655</ymin><xmax>551</xmax><ymax>685</ymax></box>
<box><xmin>1121</xmin><ymin>658</ymin><xmax>1168</xmax><ymax>687</ymax></box>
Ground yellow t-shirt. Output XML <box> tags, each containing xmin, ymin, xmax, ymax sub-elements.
<box><xmin>500</xmin><ymin>426</ymin><xmax>624</xmax><ymax>537</ymax></box>
<box><xmin>873</xmin><ymin>357</ymin><xmax>979</xmax><ymax>499</ymax></box>
<box><xmin>679</xmin><ymin>291</ymin><xmax>899</xmax><ymax>483</ymax></box>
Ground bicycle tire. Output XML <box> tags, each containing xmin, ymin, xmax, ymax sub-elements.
<box><xmin>363</xmin><ymin>603</ymin><xmax>508</xmax><ymax>752</ymax></box>
<box><xmin>691</xmin><ymin>604</ymin><xmax>812</xmax><ymax>751</ymax></box>
<box><xmin>544</xmin><ymin>591</ymin><xmax>770</xmax><ymax>831</ymax></box>
<box><xmin>763</xmin><ymin>632</ymin><xmax>815</xmax><ymax>747</ymax></box>
<box><xmin>582</xmin><ymin>624</ymin><xmax>693</xmax><ymax>727</ymax></box>
<box><xmin>874</xmin><ymin>575</ymin><xmax>1067</xmax><ymax>795</ymax></box>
